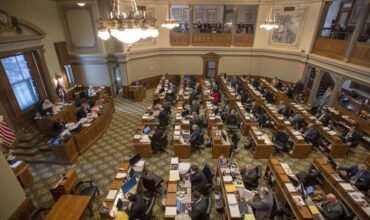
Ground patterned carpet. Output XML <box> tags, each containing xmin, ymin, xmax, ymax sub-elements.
<box><xmin>23</xmin><ymin>89</ymin><xmax>368</xmax><ymax>219</ymax></box>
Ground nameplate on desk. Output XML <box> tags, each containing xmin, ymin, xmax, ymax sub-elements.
<box><xmin>106</xmin><ymin>190</ymin><xmax>118</xmax><ymax>201</ymax></box>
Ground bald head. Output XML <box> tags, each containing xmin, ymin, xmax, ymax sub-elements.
<box><xmin>326</xmin><ymin>194</ymin><xmax>337</xmax><ymax>203</ymax></box>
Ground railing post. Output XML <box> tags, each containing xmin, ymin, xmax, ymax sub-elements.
<box><xmin>231</xmin><ymin>5</ymin><xmax>238</xmax><ymax>46</ymax></box>
<box><xmin>189</xmin><ymin>4</ymin><xmax>194</xmax><ymax>46</ymax></box>
<box><xmin>307</xmin><ymin>68</ymin><xmax>324</xmax><ymax>106</ymax></box>
<box><xmin>344</xmin><ymin>0</ymin><xmax>370</xmax><ymax>62</ymax></box>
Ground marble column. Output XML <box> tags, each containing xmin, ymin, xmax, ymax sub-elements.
<box><xmin>307</xmin><ymin>68</ymin><xmax>324</xmax><ymax>106</ymax></box>
<box><xmin>231</xmin><ymin>5</ymin><xmax>238</xmax><ymax>45</ymax></box>
<box><xmin>328</xmin><ymin>75</ymin><xmax>346</xmax><ymax>107</ymax></box>
<box><xmin>189</xmin><ymin>4</ymin><xmax>194</xmax><ymax>46</ymax></box>
<box><xmin>344</xmin><ymin>0</ymin><xmax>370</xmax><ymax>61</ymax></box>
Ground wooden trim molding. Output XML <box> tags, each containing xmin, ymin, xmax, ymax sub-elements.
<box><xmin>8</xmin><ymin>197</ymin><xmax>35</xmax><ymax>220</ymax></box>
<box><xmin>0</xmin><ymin>17</ymin><xmax>46</xmax><ymax>44</ymax></box>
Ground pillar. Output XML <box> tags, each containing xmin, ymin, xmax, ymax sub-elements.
<box><xmin>307</xmin><ymin>68</ymin><xmax>324</xmax><ymax>106</ymax></box>
<box><xmin>328</xmin><ymin>75</ymin><xmax>346</xmax><ymax>107</ymax></box>
<box><xmin>344</xmin><ymin>0</ymin><xmax>370</xmax><ymax>61</ymax></box>
<box><xmin>231</xmin><ymin>5</ymin><xmax>238</xmax><ymax>45</ymax></box>
<box><xmin>189</xmin><ymin>4</ymin><xmax>194</xmax><ymax>46</ymax></box>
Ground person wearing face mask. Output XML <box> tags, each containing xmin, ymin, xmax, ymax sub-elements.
<box><xmin>246</xmin><ymin>187</ymin><xmax>273</xmax><ymax>220</ymax></box>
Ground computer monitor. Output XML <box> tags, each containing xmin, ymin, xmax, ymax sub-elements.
<box><xmin>121</xmin><ymin>176</ymin><xmax>137</xmax><ymax>195</ymax></box>
<box><xmin>129</xmin><ymin>153</ymin><xmax>141</xmax><ymax>166</ymax></box>
<box><xmin>143</xmin><ymin>126</ymin><xmax>151</xmax><ymax>134</ymax></box>
<box><xmin>327</xmin><ymin>156</ymin><xmax>337</xmax><ymax>170</ymax></box>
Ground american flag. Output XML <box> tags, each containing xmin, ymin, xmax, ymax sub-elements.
<box><xmin>0</xmin><ymin>121</ymin><xmax>16</xmax><ymax>147</ymax></box>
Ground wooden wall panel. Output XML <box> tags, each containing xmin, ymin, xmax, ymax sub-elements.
<box><xmin>192</xmin><ymin>33</ymin><xmax>231</xmax><ymax>46</ymax></box>
<box><xmin>170</xmin><ymin>32</ymin><xmax>190</xmax><ymax>46</ymax></box>
<box><xmin>311</xmin><ymin>37</ymin><xmax>349</xmax><ymax>60</ymax></box>
<box><xmin>234</xmin><ymin>33</ymin><xmax>253</xmax><ymax>47</ymax></box>
<box><xmin>350</xmin><ymin>42</ymin><xmax>370</xmax><ymax>67</ymax></box>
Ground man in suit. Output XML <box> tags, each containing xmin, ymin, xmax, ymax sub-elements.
<box><xmin>342</xmin><ymin>126</ymin><xmax>361</xmax><ymax>149</ymax></box>
<box><xmin>189</xmin><ymin>165</ymin><xmax>208</xmax><ymax>194</ymax></box>
<box><xmin>302</xmin><ymin>123</ymin><xmax>320</xmax><ymax>145</ymax></box>
<box><xmin>126</xmin><ymin>194</ymin><xmax>147</xmax><ymax>219</ymax></box>
<box><xmin>277</xmin><ymin>102</ymin><xmax>288</xmax><ymax>118</ymax></box>
<box><xmin>317</xmin><ymin>194</ymin><xmax>343</xmax><ymax>220</ymax></box>
<box><xmin>149</xmin><ymin>127</ymin><xmax>163</xmax><ymax>152</ymax></box>
<box><xmin>190</xmin><ymin>125</ymin><xmax>202</xmax><ymax>148</ymax></box>
<box><xmin>157</xmin><ymin>107</ymin><xmax>169</xmax><ymax>125</ymax></box>
<box><xmin>340</xmin><ymin>164</ymin><xmax>370</xmax><ymax>191</ymax></box>
<box><xmin>290</xmin><ymin>113</ymin><xmax>304</xmax><ymax>129</ymax></box>
<box><xmin>240</xmin><ymin>164</ymin><xmax>257</xmax><ymax>189</ymax></box>
<box><xmin>186</xmin><ymin>191</ymin><xmax>207</xmax><ymax>220</ymax></box>
<box><xmin>246</xmin><ymin>187</ymin><xmax>273</xmax><ymax>220</ymax></box>
<box><xmin>191</xmin><ymin>112</ymin><xmax>203</xmax><ymax>129</ymax></box>
<box><xmin>317</xmin><ymin>108</ymin><xmax>331</xmax><ymax>126</ymax></box>
<box><xmin>76</xmin><ymin>103</ymin><xmax>91</xmax><ymax>120</ymax></box>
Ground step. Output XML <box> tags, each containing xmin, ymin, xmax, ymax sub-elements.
<box><xmin>13</xmin><ymin>148</ymin><xmax>39</xmax><ymax>156</ymax></box>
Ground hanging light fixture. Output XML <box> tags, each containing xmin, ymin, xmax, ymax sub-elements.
<box><xmin>161</xmin><ymin>0</ymin><xmax>179</xmax><ymax>29</ymax></box>
<box><xmin>96</xmin><ymin>0</ymin><xmax>158</xmax><ymax>44</ymax></box>
<box><xmin>260</xmin><ymin>0</ymin><xmax>279</xmax><ymax>30</ymax></box>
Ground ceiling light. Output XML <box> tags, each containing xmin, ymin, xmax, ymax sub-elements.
<box><xmin>260</xmin><ymin>0</ymin><xmax>279</xmax><ymax>30</ymax></box>
<box><xmin>77</xmin><ymin>3</ymin><xmax>86</xmax><ymax>7</ymax></box>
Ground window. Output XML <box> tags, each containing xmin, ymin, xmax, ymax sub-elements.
<box><xmin>1</xmin><ymin>54</ymin><xmax>40</xmax><ymax>110</ymax></box>
<box><xmin>64</xmin><ymin>64</ymin><xmax>75</xmax><ymax>86</ymax></box>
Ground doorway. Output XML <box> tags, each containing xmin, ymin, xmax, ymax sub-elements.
<box><xmin>202</xmin><ymin>52</ymin><xmax>221</xmax><ymax>78</ymax></box>
<box><xmin>112</xmin><ymin>64</ymin><xmax>122</xmax><ymax>96</ymax></box>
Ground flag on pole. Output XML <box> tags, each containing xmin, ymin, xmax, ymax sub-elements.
<box><xmin>0</xmin><ymin>121</ymin><xmax>16</xmax><ymax>147</ymax></box>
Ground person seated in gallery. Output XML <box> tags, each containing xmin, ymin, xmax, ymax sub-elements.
<box><xmin>301</xmin><ymin>123</ymin><xmax>320</xmax><ymax>145</ymax></box>
<box><xmin>76</xmin><ymin>103</ymin><xmax>91</xmax><ymax>120</ymax></box>
<box><xmin>316</xmin><ymin>108</ymin><xmax>332</xmax><ymax>126</ymax></box>
<box><xmin>41</xmin><ymin>99</ymin><xmax>54</xmax><ymax>116</ymax></box>
<box><xmin>126</xmin><ymin>194</ymin><xmax>147</xmax><ymax>219</ymax></box>
<box><xmin>189</xmin><ymin>165</ymin><xmax>208</xmax><ymax>194</ymax></box>
<box><xmin>317</xmin><ymin>194</ymin><xmax>343</xmax><ymax>220</ymax></box>
<box><xmin>185</xmin><ymin>191</ymin><xmax>207</xmax><ymax>220</ymax></box>
<box><xmin>240</xmin><ymin>164</ymin><xmax>257</xmax><ymax>189</ymax></box>
<box><xmin>341</xmin><ymin>126</ymin><xmax>361</xmax><ymax>150</ymax></box>
<box><xmin>338</xmin><ymin>164</ymin><xmax>370</xmax><ymax>191</ymax></box>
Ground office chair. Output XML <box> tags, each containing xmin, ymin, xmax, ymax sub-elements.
<box><xmin>157</xmin><ymin>132</ymin><xmax>169</xmax><ymax>154</ymax></box>
<box><xmin>272</xmin><ymin>130</ymin><xmax>291</xmax><ymax>157</ymax></box>
<box><xmin>202</xmin><ymin>195</ymin><xmax>212</xmax><ymax>220</ymax></box>
<box><xmin>203</xmin><ymin>164</ymin><xmax>214</xmax><ymax>192</ymax></box>
<box><xmin>72</xmin><ymin>180</ymin><xmax>100</xmax><ymax>216</ymax></box>
<box><xmin>191</xmin><ymin>129</ymin><xmax>205</xmax><ymax>153</ymax></box>
<box><xmin>270</xmin><ymin>191</ymin><xmax>283</xmax><ymax>219</ymax></box>
<box><xmin>226</xmin><ymin>114</ymin><xmax>239</xmax><ymax>131</ymax></box>
<box><xmin>28</xmin><ymin>207</ymin><xmax>51</xmax><ymax>220</ymax></box>
<box><xmin>135</xmin><ymin>196</ymin><xmax>156</xmax><ymax>220</ymax></box>
<box><xmin>245</xmin><ymin>165</ymin><xmax>262</xmax><ymax>190</ymax></box>
<box><xmin>142</xmin><ymin>174</ymin><xmax>163</xmax><ymax>197</ymax></box>
<box><xmin>338</xmin><ymin>200</ymin><xmax>353</xmax><ymax>220</ymax></box>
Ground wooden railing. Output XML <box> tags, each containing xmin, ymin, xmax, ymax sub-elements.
<box><xmin>192</xmin><ymin>33</ymin><xmax>232</xmax><ymax>46</ymax></box>
<box><xmin>312</xmin><ymin>37</ymin><xmax>349</xmax><ymax>60</ymax></box>
<box><xmin>234</xmin><ymin>33</ymin><xmax>253</xmax><ymax>47</ymax></box>
<box><xmin>351</xmin><ymin>42</ymin><xmax>370</xmax><ymax>67</ymax></box>
<box><xmin>170</xmin><ymin>32</ymin><xmax>190</xmax><ymax>46</ymax></box>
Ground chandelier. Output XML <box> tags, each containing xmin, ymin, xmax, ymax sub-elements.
<box><xmin>96</xmin><ymin>0</ymin><xmax>159</xmax><ymax>44</ymax></box>
<box><xmin>260</xmin><ymin>0</ymin><xmax>279</xmax><ymax>30</ymax></box>
<box><xmin>161</xmin><ymin>0</ymin><xmax>179</xmax><ymax>29</ymax></box>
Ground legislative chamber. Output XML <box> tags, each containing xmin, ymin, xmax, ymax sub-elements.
<box><xmin>0</xmin><ymin>0</ymin><xmax>369</xmax><ymax>220</ymax></box>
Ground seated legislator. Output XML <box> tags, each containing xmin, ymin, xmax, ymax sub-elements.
<box><xmin>211</xmin><ymin>89</ymin><xmax>219</xmax><ymax>105</ymax></box>
<box><xmin>246</xmin><ymin>187</ymin><xmax>273</xmax><ymax>220</ymax></box>
<box><xmin>240</xmin><ymin>164</ymin><xmax>257</xmax><ymax>189</ymax></box>
<box><xmin>158</xmin><ymin>107</ymin><xmax>169</xmax><ymax>126</ymax></box>
<box><xmin>248</xmin><ymin>101</ymin><xmax>261</xmax><ymax>115</ymax></box>
<box><xmin>189</xmin><ymin>165</ymin><xmax>208</xmax><ymax>194</ymax></box>
<box><xmin>185</xmin><ymin>191</ymin><xmax>207</xmax><ymax>220</ymax></box>
<box><xmin>289</xmin><ymin>113</ymin><xmax>304</xmax><ymax>129</ymax></box>
<box><xmin>190</xmin><ymin>100</ymin><xmax>200</xmax><ymax>114</ymax></box>
<box><xmin>76</xmin><ymin>103</ymin><xmax>91</xmax><ymax>120</ymax></box>
<box><xmin>126</xmin><ymin>194</ymin><xmax>147</xmax><ymax>219</ymax></box>
<box><xmin>149</xmin><ymin>127</ymin><xmax>163</xmax><ymax>153</ymax></box>
<box><xmin>341</xmin><ymin>126</ymin><xmax>361</xmax><ymax>150</ymax></box>
<box><xmin>191</xmin><ymin>112</ymin><xmax>203</xmax><ymax>129</ymax></box>
<box><xmin>316</xmin><ymin>108</ymin><xmax>332</xmax><ymax>126</ymax></box>
<box><xmin>41</xmin><ymin>99</ymin><xmax>54</xmax><ymax>115</ymax></box>
<box><xmin>317</xmin><ymin>194</ymin><xmax>343</xmax><ymax>220</ymax></box>
<box><xmin>302</xmin><ymin>123</ymin><xmax>320</xmax><ymax>145</ymax></box>
<box><xmin>190</xmin><ymin>124</ymin><xmax>202</xmax><ymax>147</ymax></box>
<box><xmin>339</xmin><ymin>164</ymin><xmax>370</xmax><ymax>191</ymax></box>
<box><xmin>277</xmin><ymin>102</ymin><xmax>288</xmax><ymax>118</ymax></box>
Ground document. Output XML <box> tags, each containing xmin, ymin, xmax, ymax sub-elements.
<box><xmin>178</xmin><ymin>162</ymin><xmax>190</xmax><ymax>174</ymax></box>
<box><xmin>227</xmin><ymin>193</ymin><xmax>238</xmax><ymax>205</ymax></box>
<box><xmin>106</xmin><ymin>190</ymin><xmax>118</xmax><ymax>200</ymax></box>
<box><xmin>244</xmin><ymin>214</ymin><xmax>256</xmax><ymax>220</ymax></box>
<box><xmin>164</xmin><ymin>206</ymin><xmax>177</xmax><ymax>216</ymax></box>
<box><xmin>171</xmin><ymin>157</ymin><xmax>179</xmax><ymax>164</ymax></box>
<box><xmin>349</xmin><ymin>192</ymin><xmax>365</xmax><ymax>202</ymax></box>
<box><xmin>223</xmin><ymin>175</ymin><xmax>233</xmax><ymax>183</ymax></box>
<box><xmin>340</xmin><ymin>183</ymin><xmax>355</xmax><ymax>191</ymax></box>
<box><xmin>292</xmin><ymin>195</ymin><xmax>305</xmax><ymax>207</ymax></box>
<box><xmin>169</xmin><ymin>170</ymin><xmax>180</xmax><ymax>181</ymax></box>
<box><xmin>115</xmin><ymin>173</ymin><xmax>127</xmax><ymax>179</ymax></box>
<box><xmin>239</xmin><ymin>188</ymin><xmax>255</xmax><ymax>201</ymax></box>
<box><xmin>285</xmin><ymin>183</ymin><xmax>297</xmax><ymax>192</ymax></box>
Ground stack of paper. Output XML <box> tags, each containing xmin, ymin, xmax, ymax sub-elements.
<box><xmin>223</xmin><ymin>175</ymin><xmax>233</xmax><ymax>183</ymax></box>
<box><xmin>169</xmin><ymin>170</ymin><xmax>180</xmax><ymax>181</ymax></box>
<box><xmin>164</xmin><ymin>207</ymin><xmax>177</xmax><ymax>216</ymax></box>
<box><xmin>171</xmin><ymin>157</ymin><xmax>179</xmax><ymax>164</ymax></box>
<box><xmin>285</xmin><ymin>183</ymin><xmax>297</xmax><ymax>192</ymax></box>
<box><xmin>115</xmin><ymin>173</ymin><xmax>127</xmax><ymax>179</ymax></box>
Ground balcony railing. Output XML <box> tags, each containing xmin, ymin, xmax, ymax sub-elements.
<box><xmin>351</xmin><ymin>42</ymin><xmax>370</xmax><ymax>67</ymax></box>
<box><xmin>192</xmin><ymin>33</ymin><xmax>232</xmax><ymax>47</ymax></box>
<box><xmin>234</xmin><ymin>33</ymin><xmax>253</xmax><ymax>47</ymax></box>
<box><xmin>170</xmin><ymin>32</ymin><xmax>190</xmax><ymax>46</ymax></box>
<box><xmin>312</xmin><ymin>37</ymin><xmax>349</xmax><ymax>60</ymax></box>
<box><xmin>319</xmin><ymin>28</ymin><xmax>352</xmax><ymax>40</ymax></box>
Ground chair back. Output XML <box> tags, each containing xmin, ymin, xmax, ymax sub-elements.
<box><xmin>28</xmin><ymin>207</ymin><xmax>51</xmax><ymax>220</ymax></box>
<box><xmin>338</xmin><ymin>200</ymin><xmax>353</xmax><ymax>220</ymax></box>
<box><xmin>275</xmin><ymin>130</ymin><xmax>289</xmax><ymax>143</ymax></box>
<box><xmin>203</xmin><ymin>164</ymin><xmax>214</xmax><ymax>184</ymax></box>
<box><xmin>195</xmin><ymin>129</ymin><xmax>205</xmax><ymax>145</ymax></box>
<box><xmin>159</xmin><ymin>133</ymin><xmax>168</xmax><ymax>148</ymax></box>
<box><xmin>142</xmin><ymin>175</ymin><xmax>156</xmax><ymax>192</ymax></box>
<box><xmin>255</xmin><ymin>165</ymin><xmax>262</xmax><ymax>178</ymax></box>
<box><xmin>144</xmin><ymin>197</ymin><xmax>156</xmax><ymax>220</ymax></box>
<box><xmin>270</xmin><ymin>191</ymin><xmax>282</xmax><ymax>218</ymax></box>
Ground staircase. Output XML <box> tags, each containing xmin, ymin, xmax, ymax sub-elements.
<box><xmin>315</xmin><ymin>72</ymin><xmax>336</xmax><ymax>100</ymax></box>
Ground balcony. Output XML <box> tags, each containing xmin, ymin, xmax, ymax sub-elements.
<box><xmin>234</xmin><ymin>33</ymin><xmax>253</xmax><ymax>47</ymax></box>
<box><xmin>312</xmin><ymin>37</ymin><xmax>349</xmax><ymax>60</ymax></box>
<box><xmin>192</xmin><ymin>33</ymin><xmax>232</xmax><ymax>47</ymax></box>
<box><xmin>351</xmin><ymin>43</ymin><xmax>370</xmax><ymax>67</ymax></box>
<box><xmin>170</xmin><ymin>32</ymin><xmax>190</xmax><ymax>46</ymax></box>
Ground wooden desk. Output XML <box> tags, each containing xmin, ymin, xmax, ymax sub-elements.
<box><xmin>238</xmin><ymin>76</ymin><xmax>266</xmax><ymax>105</ymax></box>
<box><xmin>312</xmin><ymin>157</ymin><xmax>370</xmax><ymax>220</ymax></box>
<box><xmin>210</xmin><ymin>126</ymin><xmax>231</xmax><ymax>158</ymax></box>
<box><xmin>50</xmin><ymin>169</ymin><xmax>78</xmax><ymax>201</ymax></box>
<box><xmin>217</xmin><ymin>159</ymin><xmax>254</xmax><ymax>219</ymax></box>
<box><xmin>249</xmin><ymin>126</ymin><xmax>273</xmax><ymax>158</ymax></box>
<box><xmin>205</xmin><ymin>101</ymin><xmax>223</xmax><ymax>129</ymax></box>
<box><xmin>35</xmin><ymin>104</ymin><xmax>76</xmax><ymax>137</ymax></box>
<box><xmin>11</xmin><ymin>161</ymin><xmax>33</xmax><ymax>188</ymax></box>
<box><xmin>129</xmin><ymin>85</ymin><xmax>146</xmax><ymax>102</ymax></box>
<box><xmin>173</xmin><ymin>125</ymin><xmax>191</xmax><ymax>158</ymax></box>
<box><xmin>266</xmin><ymin>158</ymin><xmax>313</xmax><ymax>220</ymax></box>
<box><xmin>219</xmin><ymin>77</ymin><xmax>241</xmax><ymax>106</ymax></box>
<box><xmin>133</xmin><ymin>124</ymin><xmax>154</xmax><ymax>157</ymax></box>
<box><xmin>45</xmin><ymin>195</ymin><xmax>91</xmax><ymax>220</ymax></box>
<box><xmin>262</xmin><ymin>103</ymin><xmax>287</xmax><ymax>130</ymax></box>
<box><xmin>288</xmin><ymin>102</ymin><xmax>320</xmax><ymax>125</ymax></box>
<box><xmin>316</xmin><ymin>126</ymin><xmax>349</xmax><ymax>157</ymax></box>
<box><xmin>285</xmin><ymin>126</ymin><xmax>312</xmax><ymax>158</ymax></box>
<box><xmin>259</xmin><ymin>78</ymin><xmax>289</xmax><ymax>105</ymax></box>
<box><xmin>234</xmin><ymin>101</ymin><xmax>258</xmax><ymax>136</ymax></box>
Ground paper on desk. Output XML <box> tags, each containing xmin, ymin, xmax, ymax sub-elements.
<box><xmin>340</xmin><ymin>183</ymin><xmax>355</xmax><ymax>191</ymax></box>
<box><xmin>331</xmin><ymin>174</ymin><xmax>343</xmax><ymax>181</ymax></box>
<box><xmin>116</xmin><ymin>211</ymin><xmax>129</xmax><ymax>220</ymax></box>
<box><xmin>165</xmin><ymin>206</ymin><xmax>177</xmax><ymax>216</ymax></box>
<box><xmin>169</xmin><ymin>170</ymin><xmax>180</xmax><ymax>181</ymax></box>
<box><xmin>171</xmin><ymin>157</ymin><xmax>179</xmax><ymax>164</ymax></box>
<box><xmin>141</xmin><ymin>135</ymin><xmax>150</xmax><ymax>143</ymax></box>
<box><xmin>116</xmin><ymin>173</ymin><xmax>127</xmax><ymax>179</ymax></box>
<box><xmin>349</xmin><ymin>192</ymin><xmax>365</xmax><ymax>202</ymax></box>
<box><xmin>106</xmin><ymin>189</ymin><xmax>118</xmax><ymax>200</ymax></box>
<box><xmin>134</xmin><ymin>160</ymin><xmax>145</xmax><ymax>168</ymax></box>
<box><xmin>178</xmin><ymin>162</ymin><xmax>190</xmax><ymax>174</ymax></box>
<box><xmin>223</xmin><ymin>175</ymin><xmax>233</xmax><ymax>183</ymax></box>
<box><xmin>285</xmin><ymin>183</ymin><xmax>297</xmax><ymax>192</ymax></box>
<box><xmin>244</xmin><ymin>214</ymin><xmax>255</xmax><ymax>220</ymax></box>
<box><xmin>328</xmin><ymin>131</ymin><xmax>336</xmax><ymax>136</ymax></box>
<box><xmin>239</xmin><ymin>188</ymin><xmax>255</xmax><ymax>201</ymax></box>
<box><xmin>227</xmin><ymin>193</ymin><xmax>238</xmax><ymax>205</ymax></box>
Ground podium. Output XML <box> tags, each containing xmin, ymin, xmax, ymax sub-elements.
<box><xmin>129</xmin><ymin>85</ymin><xmax>146</xmax><ymax>102</ymax></box>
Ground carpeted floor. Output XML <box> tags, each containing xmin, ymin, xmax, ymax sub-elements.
<box><xmin>23</xmin><ymin>89</ymin><xmax>368</xmax><ymax>219</ymax></box>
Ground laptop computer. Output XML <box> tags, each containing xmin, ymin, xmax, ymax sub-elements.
<box><xmin>121</xmin><ymin>176</ymin><xmax>137</xmax><ymax>195</ymax></box>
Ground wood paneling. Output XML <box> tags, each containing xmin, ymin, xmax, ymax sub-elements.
<box><xmin>193</xmin><ymin>33</ymin><xmax>231</xmax><ymax>46</ymax></box>
<box><xmin>170</xmin><ymin>32</ymin><xmax>190</xmax><ymax>46</ymax></box>
<box><xmin>351</xmin><ymin>42</ymin><xmax>370</xmax><ymax>67</ymax></box>
<box><xmin>8</xmin><ymin>198</ymin><xmax>35</xmax><ymax>220</ymax></box>
<box><xmin>312</xmin><ymin>37</ymin><xmax>349</xmax><ymax>60</ymax></box>
<box><xmin>234</xmin><ymin>33</ymin><xmax>253</xmax><ymax>47</ymax></box>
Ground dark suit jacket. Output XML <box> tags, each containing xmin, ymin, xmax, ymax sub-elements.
<box><xmin>318</xmin><ymin>112</ymin><xmax>331</xmax><ymax>125</ymax></box>
<box><xmin>240</xmin><ymin>168</ymin><xmax>257</xmax><ymax>185</ymax></box>
<box><xmin>321</xmin><ymin>201</ymin><xmax>343</xmax><ymax>220</ymax></box>
<box><xmin>190</xmin><ymin>128</ymin><xmax>201</xmax><ymax>143</ymax></box>
<box><xmin>190</xmin><ymin>170</ymin><xmax>208</xmax><ymax>193</ymax></box>
<box><xmin>76</xmin><ymin>108</ymin><xmax>89</xmax><ymax>120</ymax></box>
<box><xmin>158</xmin><ymin>110</ymin><xmax>169</xmax><ymax>124</ymax></box>
<box><xmin>127</xmin><ymin>195</ymin><xmax>147</xmax><ymax>220</ymax></box>
<box><xmin>342</xmin><ymin>131</ymin><xmax>361</xmax><ymax>148</ymax></box>
<box><xmin>304</xmin><ymin>127</ymin><xmax>320</xmax><ymax>143</ymax></box>
<box><xmin>188</xmin><ymin>197</ymin><xmax>207</xmax><ymax>220</ymax></box>
<box><xmin>348</xmin><ymin>166</ymin><xmax>370</xmax><ymax>191</ymax></box>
